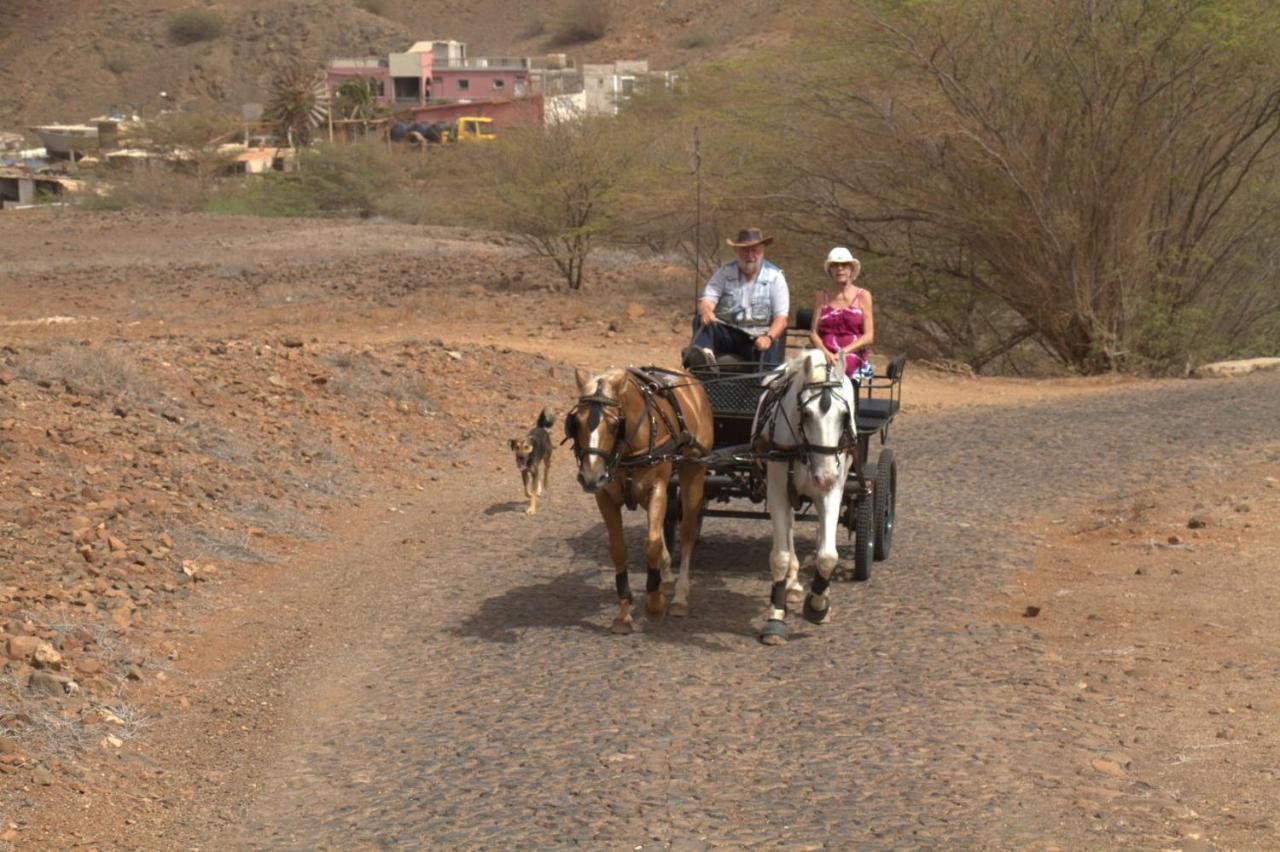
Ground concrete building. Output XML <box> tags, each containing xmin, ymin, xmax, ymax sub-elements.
<box><xmin>328</xmin><ymin>41</ymin><xmax>531</xmax><ymax>108</ymax></box>
<box><xmin>580</xmin><ymin>60</ymin><xmax>683</xmax><ymax>116</ymax></box>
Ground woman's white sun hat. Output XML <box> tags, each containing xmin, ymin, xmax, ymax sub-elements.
<box><xmin>824</xmin><ymin>247</ymin><xmax>861</xmax><ymax>277</ymax></box>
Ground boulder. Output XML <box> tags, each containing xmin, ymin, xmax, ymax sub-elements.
<box><xmin>1191</xmin><ymin>357</ymin><xmax>1280</xmax><ymax>378</ymax></box>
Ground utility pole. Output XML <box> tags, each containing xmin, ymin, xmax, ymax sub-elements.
<box><xmin>693</xmin><ymin>125</ymin><xmax>701</xmax><ymax>304</ymax></box>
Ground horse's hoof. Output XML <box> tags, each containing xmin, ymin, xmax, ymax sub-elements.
<box><xmin>644</xmin><ymin>594</ymin><xmax>666</xmax><ymax>616</ymax></box>
<box><xmin>525</xmin><ymin>506</ymin><xmax>536</xmax><ymax>515</ymax></box>
<box><xmin>610</xmin><ymin>617</ymin><xmax>633</xmax><ymax>635</ymax></box>
<box><xmin>759</xmin><ymin>619</ymin><xmax>787</xmax><ymax>645</ymax></box>
<box><xmin>802</xmin><ymin>594</ymin><xmax>830</xmax><ymax>625</ymax></box>
<box><xmin>669</xmin><ymin>601</ymin><xmax>689</xmax><ymax>618</ymax></box>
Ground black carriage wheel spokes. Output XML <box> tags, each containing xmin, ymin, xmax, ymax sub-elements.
<box><xmin>874</xmin><ymin>448</ymin><xmax>896</xmax><ymax>562</ymax></box>
<box><xmin>853</xmin><ymin>489</ymin><xmax>874</xmax><ymax>582</ymax></box>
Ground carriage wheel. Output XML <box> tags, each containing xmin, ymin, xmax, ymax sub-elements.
<box><xmin>852</xmin><ymin>490</ymin><xmax>874</xmax><ymax>582</ymax></box>
<box><xmin>873</xmin><ymin>448</ymin><xmax>896</xmax><ymax>561</ymax></box>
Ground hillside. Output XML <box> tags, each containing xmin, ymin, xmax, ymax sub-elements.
<box><xmin>0</xmin><ymin>0</ymin><xmax>793</xmax><ymax>129</ymax></box>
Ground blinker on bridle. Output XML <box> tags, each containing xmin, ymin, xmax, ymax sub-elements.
<box><xmin>565</xmin><ymin>380</ymin><xmax>627</xmax><ymax>474</ymax></box>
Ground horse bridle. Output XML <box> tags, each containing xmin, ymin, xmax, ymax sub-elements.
<box><xmin>756</xmin><ymin>364</ymin><xmax>857</xmax><ymax>467</ymax></box>
<box><xmin>564</xmin><ymin>380</ymin><xmax>629</xmax><ymax>478</ymax></box>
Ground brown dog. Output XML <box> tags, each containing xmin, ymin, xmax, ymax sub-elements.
<box><xmin>509</xmin><ymin>408</ymin><xmax>555</xmax><ymax>514</ymax></box>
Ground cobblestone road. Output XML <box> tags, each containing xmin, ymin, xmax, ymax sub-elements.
<box><xmin>229</xmin><ymin>371</ymin><xmax>1280</xmax><ymax>849</ymax></box>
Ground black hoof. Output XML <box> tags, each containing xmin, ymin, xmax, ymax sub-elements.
<box><xmin>759</xmin><ymin>619</ymin><xmax>787</xmax><ymax>645</ymax></box>
<box><xmin>802</xmin><ymin>594</ymin><xmax>830</xmax><ymax>625</ymax></box>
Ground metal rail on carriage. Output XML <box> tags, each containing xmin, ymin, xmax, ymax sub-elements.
<box><xmin>663</xmin><ymin>308</ymin><xmax>905</xmax><ymax>580</ymax></box>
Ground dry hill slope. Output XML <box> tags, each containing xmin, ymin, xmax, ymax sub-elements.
<box><xmin>0</xmin><ymin>0</ymin><xmax>794</xmax><ymax>129</ymax></box>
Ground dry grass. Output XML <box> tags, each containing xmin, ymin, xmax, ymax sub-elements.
<box><xmin>16</xmin><ymin>344</ymin><xmax>161</xmax><ymax>405</ymax></box>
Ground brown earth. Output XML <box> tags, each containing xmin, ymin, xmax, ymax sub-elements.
<box><xmin>0</xmin><ymin>209</ymin><xmax>1277</xmax><ymax>848</ymax></box>
<box><xmin>0</xmin><ymin>0</ymin><xmax>792</xmax><ymax>129</ymax></box>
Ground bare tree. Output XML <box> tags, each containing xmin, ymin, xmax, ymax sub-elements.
<box><xmin>480</xmin><ymin>116</ymin><xmax>646</xmax><ymax>290</ymax></box>
<box><xmin>775</xmin><ymin>0</ymin><xmax>1280</xmax><ymax>372</ymax></box>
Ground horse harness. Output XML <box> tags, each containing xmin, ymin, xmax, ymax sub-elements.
<box><xmin>751</xmin><ymin>366</ymin><xmax>867</xmax><ymax>510</ymax></box>
<box><xmin>565</xmin><ymin>367</ymin><xmax>707</xmax><ymax>502</ymax></box>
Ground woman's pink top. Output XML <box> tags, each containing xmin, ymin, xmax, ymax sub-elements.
<box><xmin>817</xmin><ymin>291</ymin><xmax>871</xmax><ymax>380</ymax></box>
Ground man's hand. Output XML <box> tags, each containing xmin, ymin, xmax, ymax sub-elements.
<box><xmin>754</xmin><ymin>334</ymin><xmax>774</xmax><ymax>352</ymax></box>
<box><xmin>698</xmin><ymin>304</ymin><xmax>719</xmax><ymax>326</ymax></box>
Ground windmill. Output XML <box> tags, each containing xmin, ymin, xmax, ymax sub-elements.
<box><xmin>266</xmin><ymin>64</ymin><xmax>331</xmax><ymax>149</ymax></box>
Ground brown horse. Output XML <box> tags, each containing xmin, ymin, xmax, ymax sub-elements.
<box><xmin>565</xmin><ymin>366</ymin><xmax>714</xmax><ymax>634</ymax></box>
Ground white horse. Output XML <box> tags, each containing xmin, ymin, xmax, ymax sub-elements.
<box><xmin>752</xmin><ymin>350</ymin><xmax>859</xmax><ymax>645</ymax></box>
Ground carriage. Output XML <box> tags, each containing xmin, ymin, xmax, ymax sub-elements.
<box><xmin>663</xmin><ymin>308</ymin><xmax>905</xmax><ymax>580</ymax></box>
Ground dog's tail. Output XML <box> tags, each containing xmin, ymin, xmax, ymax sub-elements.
<box><xmin>537</xmin><ymin>406</ymin><xmax>556</xmax><ymax>429</ymax></box>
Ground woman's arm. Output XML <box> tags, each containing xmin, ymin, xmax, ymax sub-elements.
<box><xmin>809</xmin><ymin>291</ymin><xmax>840</xmax><ymax>365</ymax></box>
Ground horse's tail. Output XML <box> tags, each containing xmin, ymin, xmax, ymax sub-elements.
<box><xmin>537</xmin><ymin>407</ymin><xmax>556</xmax><ymax>430</ymax></box>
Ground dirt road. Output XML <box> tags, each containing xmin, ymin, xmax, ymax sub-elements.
<box><xmin>224</xmin><ymin>373</ymin><xmax>1278</xmax><ymax>848</ymax></box>
<box><xmin>3</xmin><ymin>211</ymin><xmax>1278</xmax><ymax>849</ymax></box>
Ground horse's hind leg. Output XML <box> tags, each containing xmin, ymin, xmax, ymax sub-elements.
<box><xmin>596</xmin><ymin>492</ymin><xmax>634</xmax><ymax>634</ymax></box>
<box><xmin>669</xmin><ymin>462</ymin><xmax>704</xmax><ymax>617</ymax></box>
<box><xmin>643</xmin><ymin>476</ymin><xmax>672</xmax><ymax>617</ymax></box>
<box><xmin>785</xmin><ymin>522</ymin><xmax>803</xmax><ymax>604</ymax></box>
<box><xmin>760</xmin><ymin>461</ymin><xmax>794</xmax><ymax>645</ymax></box>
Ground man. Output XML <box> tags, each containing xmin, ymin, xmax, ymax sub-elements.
<box><xmin>683</xmin><ymin>227</ymin><xmax>790</xmax><ymax>368</ymax></box>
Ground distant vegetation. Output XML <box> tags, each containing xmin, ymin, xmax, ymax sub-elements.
<box><xmin>89</xmin><ymin>0</ymin><xmax>1280</xmax><ymax>374</ymax></box>
<box><xmin>550</xmin><ymin>0</ymin><xmax>612</xmax><ymax>45</ymax></box>
<box><xmin>354</xmin><ymin>0</ymin><xmax>387</xmax><ymax>15</ymax></box>
<box><xmin>167</xmin><ymin>8</ymin><xmax>226</xmax><ymax>45</ymax></box>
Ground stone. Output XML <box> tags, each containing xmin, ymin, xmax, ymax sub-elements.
<box><xmin>1090</xmin><ymin>758</ymin><xmax>1126</xmax><ymax>777</ymax></box>
<box><xmin>626</xmin><ymin>302</ymin><xmax>647</xmax><ymax>320</ymax></box>
<box><xmin>1190</xmin><ymin>357</ymin><xmax>1280</xmax><ymax>378</ymax></box>
<box><xmin>6</xmin><ymin>635</ymin><xmax>40</xmax><ymax>660</ymax></box>
<box><xmin>32</xmin><ymin>643</ymin><xmax>62</xmax><ymax>669</ymax></box>
<box><xmin>29</xmin><ymin>671</ymin><xmax>77</xmax><ymax>697</ymax></box>
<box><xmin>1187</xmin><ymin>516</ymin><xmax>1208</xmax><ymax>529</ymax></box>
<box><xmin>31</xmin><ymin>766</ymin><xmax>54</xmax><ymax>786</ymax></box>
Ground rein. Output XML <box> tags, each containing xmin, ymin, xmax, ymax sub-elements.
<box><xmin>751</xmin><ymin>362</ymin><xmax>863</xmax><ymax>509</ymax></box>
<box><xmin>565</xmin><ymin>368</ymin><xmax>706</xmax><ymax>484</ymax></box>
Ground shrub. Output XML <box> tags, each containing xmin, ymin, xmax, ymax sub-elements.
<box><xmin>354</xmin><ymin>0</ymin><xmax>386</xmax><ymax>15</ymax></box>
<box><xmin>551</xmin><ymin>0</ymin><xmax>611</xmax><ymax>45</ymax></box>
<box><xmin>103</xmin><ymin>55</ymin><xmax>131</xmax><ymax>74</ymax></box>
<box><xmin>167</xmin><ymin>9</ymin><xmax>225</xmax><ymax>45</ymax></box>
<box><xmin>678</xmin><ymin>32</ymin><xmax>713</xmax><ymax>49</ymax></box>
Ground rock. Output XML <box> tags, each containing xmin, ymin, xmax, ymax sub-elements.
<box><xmin>1023</xmin><ymin>605</ymin><xmax>1041</xmax><ymax>618</ymax></box>
<box><xmin>32</xmin><ymin>643</ymin><xmax>63</xmax><ymax>669</ymax></box>
<box><xmin>76</xmin><ymin>658</ymin><xmax>102</xmax><ymax>675</ymax></box>
<box><xmin>6</xmin><ymin>635</ymin><xmax>41</xmax><ymax>660</ymax></box>
<box><xmin>31</xmin><ymin>766</ymin><xmax>54</xmax><ymax>786</ymax></box>
<box><xmin>267</xmin><ymin>374</ymin><xmax>288</xmax><ymax>388</ymax></box>
<box><xmin>1191</xmin><ymin>357</ymin><xmax>1280</xmax><ymax>378</ymax></box>
<box><xmin>281</xmin><ymin>337</ymin><xmax>304</xmax><ymax>348</ymax></box>
<box><xmin>1187</xmin><ymin>516</ymin><xmax>1209</xmax><ymax>529</ymax></box>
<box><xmin>625</xmin><ymin>302</ymin><xmax>647</xmax><ymax>320</ymax></box>
<box><xmin>1090</xmin><ymin>757</ymin><xmax>1126</xmax><ymax>777</ymax></box>
<box><xmin>608</xmin><ymin>318</ymin><xmax>625</xmax><ymax>332</ymax></box>
<box><xmin>446</xmin><ymin>350</ymin><xmax>462</xmax><ymax>360</ymax></box>
<box><xmin>29</xmin><ymin>671</ymin><xmax>77</xmax><ymax>697</ymax></box>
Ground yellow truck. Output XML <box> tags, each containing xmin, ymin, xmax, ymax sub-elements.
<box><xmin>450</xmin><ymin>116</ymin><xmax>496</xmax><ymax>142</ymax></box>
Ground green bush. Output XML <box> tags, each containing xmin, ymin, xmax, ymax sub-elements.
<box><xmin>168</xmin><ymin>9</ymin><xmax>225</xmax><ymax>45</ymax></box>
<box><xmin>551</xmin><ymin>0</ymin><xmax>611</xmax><ymax>45</ymax></box>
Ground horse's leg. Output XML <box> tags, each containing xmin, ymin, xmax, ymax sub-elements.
<box><xmin>596</xmin><ymin>492</ymin><xmax>633</xmax><ymax>634</ymax></box>
<box><xmin>785</xmin><ymin>519</ymin><xmax>803</xmax><ymax>604</ymax></box>
<box><xmin>803</xmin><ymin>483</ymin><xmax>843</xmax><ymax>625</ymax></box>
<box><xmin>669</xmin><ymin>461</ymin><xmax>704</xmax><ymax>617</ymax></box>
<box><xmin>760</xmin><ymin>461</ymin><xmax>793</xmax><ymax>645</ymax></box>
<box><xmin>642</xmin><ymin>472</ymin><xmax>672</xmax><ymax>617</ymax></box>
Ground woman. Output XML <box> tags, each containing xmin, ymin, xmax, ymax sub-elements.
<box><xmin>810</xmin><ymin>247</ymin><xmax>874</xmax><ymax>383</ymax></box>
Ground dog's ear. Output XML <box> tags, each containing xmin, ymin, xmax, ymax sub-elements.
<box><xmin>509</xmin><ymin>438</ymin><xmax>519</xmax><ymax>450</ymax></box>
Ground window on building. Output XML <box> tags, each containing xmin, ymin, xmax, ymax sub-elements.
<box><xmin>492</xmin><ymin>79</ymin><xmax>505</xmax><ymax>90</ymax></box>
<box><xmin>457</xmin><ymin>79</ymin><xmax>469</xmax><ymax>91</ymax></box>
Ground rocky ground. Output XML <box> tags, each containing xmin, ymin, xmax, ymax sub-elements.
<box><xmin>0</xmin><ymin>209</ymin><xmax>1277</xmax><ymax>849</ymax></box>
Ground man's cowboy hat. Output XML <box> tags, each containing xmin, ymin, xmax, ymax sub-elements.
<box><xmin>726</xmin><ymin>227</ymin><xmax>773</xmax><ymax>248</ymax></box>
<box><xmin>824</xmin><ymin>246</ymin><xmax>861</xmax><ymax>277</ymax></box>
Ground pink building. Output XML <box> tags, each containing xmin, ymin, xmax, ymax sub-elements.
<box><xmin>328</xmin><ymin>41</ymin><xmax>531</xmax><ymax>109</ymax></box>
